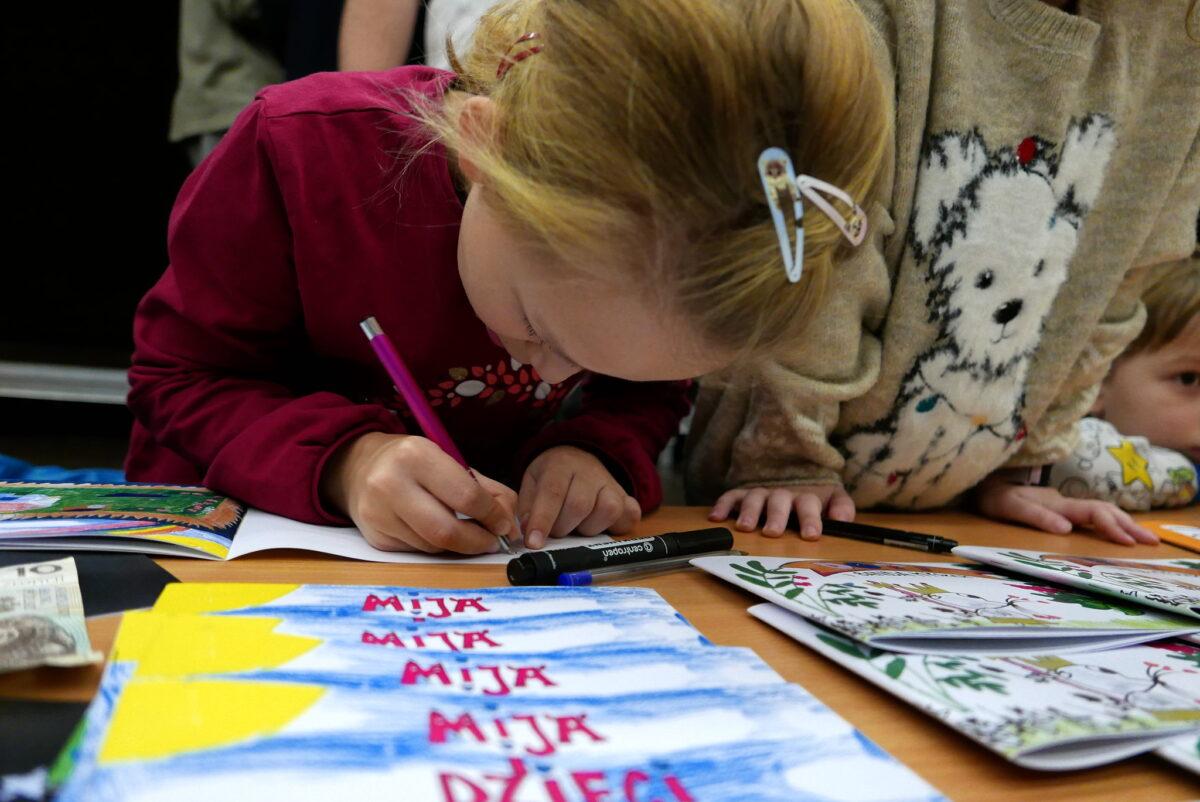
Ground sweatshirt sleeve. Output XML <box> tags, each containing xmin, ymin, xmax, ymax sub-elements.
<box><xmin>515</xmin><ymin>376</ymin><xmax>692</xmax><ymax>513</ymax></box>
<box><xmin>127</xmin><ymin>99</ymin><xmax>406</xmax><ymax>524</ymax></box>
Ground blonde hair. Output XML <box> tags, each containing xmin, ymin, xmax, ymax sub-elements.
<box><xmin>423</xmin><ymin>0</ymin><xmax>891</xmax><ymax>360</ymax></box>
<box><xmin>1128</xmin><ymin>257</ymin><xmax>1200</xmax><ymax>354</ymax></box>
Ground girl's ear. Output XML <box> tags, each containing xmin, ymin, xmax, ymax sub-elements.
<box><xmin>455</xmin><ymin>95</ymin><xmax>498</xmax><ymax>186</ymax></box>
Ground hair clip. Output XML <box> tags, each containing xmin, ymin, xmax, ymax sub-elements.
<box><xmin>758</xmin><ymin>147</ymin><xmax>805</xmax><ymax>282</ymax></box>
<box><xmin>496</xmin><ymin>32</ymin><xmax>543</xmax><ymax>78</ymax></box>
<box><xmin>757</xmin><ymin>147</ymin><xmax>868</xmax><ymax>283</ymax></box>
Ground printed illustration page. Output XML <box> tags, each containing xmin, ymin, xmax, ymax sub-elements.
<box><xmin>691</xmin><ymin>556</ymin><xmax>1197</xmax><ymax>654</ymax></box>
<box><xmin>954</xmin><ymin>547</ymin><xmax>1200</xmax><ymax>620</ymax></box>
<box><xmin>751</xmin><ymin>603</ymin><xmax>1200</xmax><ymax>771</ymax></box>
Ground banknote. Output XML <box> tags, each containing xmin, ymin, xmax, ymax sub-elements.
<box><xmin>0</xmin><ymin>557</ymin><xmax>101</xmax><ymax>672</ymax></box>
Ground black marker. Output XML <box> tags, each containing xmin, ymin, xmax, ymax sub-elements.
<box><xmin>507</xmin><ymin>528</ymin><xmax>734</xmax><ymax>586</ymax></box>
<box><xmin>820</xmin><ymin>518</ymin><xmax>958</xmax><ymax>553</ymax></box>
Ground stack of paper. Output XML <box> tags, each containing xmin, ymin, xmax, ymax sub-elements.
<box><xmin>691</xmin><ymin>555</ymin><xmax>1200</xmax><ymax>771</ymax></box>
<box><xmin>56</xmin><ymin>584</ymin><xmax>945</xmax><ymax>801</ymax></box>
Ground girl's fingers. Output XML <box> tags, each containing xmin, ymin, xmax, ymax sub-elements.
<box><xmin>826</xmin><ymin>489</ymin><xmax>856</xmax><ymax>523</ymax></box>
<box><xmin>418</xmin><ymin>460</ymin><xmax>514</xmax><ymax>539</ymax></box>
<box><xmin>793</xmin><ymin>494</ymin><xmax>824</xmax><ymax>540</ymax></box>
<box><xmin>550</xmin><ymin>481</ymin><xmax>598</xmax><ymax>538</ymax></box>
<box><xmin>762</xmin><ymin>490</ymin><xmax>794</xmax><ymax>537</ymax></box>
<box><xmin>575</xmin><ymin>485</ymin><xmax>628</xmax><ymax>536</ymax></box>
<box><xmin>710</xmin><ymin>490</ymin><xmax>745</xmax><ymax>522</ymax></box>
<box><xmin>734</xmin><ymin>489</ymin><xmax>769</xmax><ymax>531</ymax></box>
<box><xmin>522</xmin><ymin>470</ymin><xmax>574</xmax><ymax>548</ymax></box>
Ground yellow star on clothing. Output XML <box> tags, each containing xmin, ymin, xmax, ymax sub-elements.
<box><xmin>1107</xmin><ymin>439</ymin><xmax>1153</xmax><ymax>489</ymax></box>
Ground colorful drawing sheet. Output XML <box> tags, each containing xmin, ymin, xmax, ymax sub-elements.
<box><xmin>690</xmin><ymin>556</ymin><xmax>1198</xmax><ymax>654</ymax></box>
<box><xmin>750</xmin><ymin>603</ymin><xmax>1200</xmax><ymax>771</ymax></box>
<box><xmin>953</xmin><ymin>547</ymin><xmax>1200</xmax><ymax>619</ymax></box>
<box><xmin>58</xmin><ymin>585</ymin><xmax>946</xmax><ymax>802</ymax></box>
<box><xmin>150</xmin><ymin>582</ymin><xmax>682</xmax><ymax>618</ymax></box>
<box><xmin>60</xmin><ymin>664</ymin><xmax>943</xmax><ymax>802</ymax></box>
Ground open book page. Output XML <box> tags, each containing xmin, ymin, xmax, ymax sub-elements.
<box><xmin>690</xmin><ymin>556</ymin><xmax>1198</xmax><ymax>654</ymax></box>
<box><xmin>750</xmin><ymin>603</ymin><xmax>1200</xmax><ymax>771</ymax></box>
<box><xmin>953</xmin><ymin>547</ymin><xmax>1200</xmax><ymax>619</ymax></box>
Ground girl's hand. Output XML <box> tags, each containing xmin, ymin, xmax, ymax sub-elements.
<box><xmin>975</xmin><ymin>473</ymin><xmax>1158</xmax><ymax>546</ymax></box>
<box><xmin>709</xmin><ymin>484</ymin><xmax>855</xmax><ymax>540</ymax></box>
<box><xmin>517</xmin><ymin>446</ymin><xmax>641</xmax><ymax>549</ymax></box>
<box><xmin>321</xmin><ymin>432</ymin><xmax>518</xmax><ymax>554</ymax></box>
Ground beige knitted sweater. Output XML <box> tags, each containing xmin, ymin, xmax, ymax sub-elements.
<box><xmin>687</xmin><ymin>0</ymin><xmax>1199</xmax><ymax>509</ymax></box>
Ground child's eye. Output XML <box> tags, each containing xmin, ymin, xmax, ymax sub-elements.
<box><xmin>1175</xmin><ymin>371</ymin><xmax>1199</xmax><ymax>388</ymax></box>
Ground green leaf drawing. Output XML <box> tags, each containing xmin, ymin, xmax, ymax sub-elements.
<box><xmin>783</xmin><ymin>587</ymin><xmax>805</xmax><ymax>600</ymax></box>
<box><xmin>885</xmin><ymin>658</ymin><xmax>906</xmax><ymax>679</ymax></box>
<box><xmin>734</xmin><ymin>574</ymin><xmax>773</xmax><ymax>589</ymax></box>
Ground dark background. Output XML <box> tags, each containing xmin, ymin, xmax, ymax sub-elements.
<box><xmin>2</xmin><ymin>5</ymin><xmax>190</xmax><ymax>365</ymax></box>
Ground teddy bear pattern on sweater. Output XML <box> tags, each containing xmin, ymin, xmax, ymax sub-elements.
<box><xmin>839</xmin><ymin>113</ymin><xmax>1117</xmax><ymax>509</ymax></box>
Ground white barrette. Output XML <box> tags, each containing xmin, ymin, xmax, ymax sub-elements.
<box><xmin>757</xmin><ymin>147</ymin><xmax>868</xmax><ymax>283</ymax></box>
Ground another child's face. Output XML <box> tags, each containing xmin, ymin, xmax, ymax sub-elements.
<box><xmin>1098</xmin><ymin>316</ymin><xmax>1200</xmax><ymax>461</ymax></box>
<box><xmin>456</xmin><ymin>187</ymin><xmax>732</xmax><ymax>384</ymax></box>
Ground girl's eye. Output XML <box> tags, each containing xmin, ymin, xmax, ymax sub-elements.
<box><xmin>1176</xmin><ymin>371</ymin><xmax>1199</xmax><ymax>388</ymax></box>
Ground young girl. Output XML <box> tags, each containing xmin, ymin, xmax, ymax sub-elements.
<box><xmin>689</xmin><ymin>0</ymin><xmax>1199</xmax><ymax>546</ymax></box>
<box><xmin>125</xmin><ymin>0</ymin><xmax>892</xmax><ymax>554</ymax></box>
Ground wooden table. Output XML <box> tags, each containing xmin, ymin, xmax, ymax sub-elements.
<box><xmin>5</xmin><ymin>507</ymin><xmax>1200</xmax><ymax>800</ymax></box>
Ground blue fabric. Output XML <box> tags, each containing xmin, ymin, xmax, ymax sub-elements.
<box><xmin>0</xmin><ymin>454</ymin><xmax>125</xmax><ymax>484</ymax></box>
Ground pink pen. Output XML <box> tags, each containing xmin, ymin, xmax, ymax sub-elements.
<box><xmin>359</xmin><ymin>316</ymin><xmax>516</xmax><ymax>554</ymax></box>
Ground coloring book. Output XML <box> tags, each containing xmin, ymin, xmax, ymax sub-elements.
<box><xmin>750</xmin><ymin>603</ymin><xmax>1200</xmax><ymax>771</ymax></box>
<box><xmin>0</xmin><ymin>482</ymin><xmax>610</xmax><ymax>564</ymax></box>
<box><xmin>690</xmin><ymin>556</ymin><xmax>1198</xmax><ymax>654</ymax></box>
<box><xmin>953</xmin><ymin>547</ymin><xmax>1200</xmax><ymax>620</ymax></box>
<box><xmin>55</xmin><ymin>585</ymin><xmax>946</xmax><ymax>802</ymax></box>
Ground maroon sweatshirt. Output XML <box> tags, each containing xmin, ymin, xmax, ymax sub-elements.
<box><xmin>125</xmin><ymin>66</ymin><xmax>688</xmax><ymax>524</ymax></box>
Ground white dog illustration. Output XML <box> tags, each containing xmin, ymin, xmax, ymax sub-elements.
<box><xmin>841</xmin><ymin>115</ymin><xmax>1117</xmax><ymax>508</ymax></box>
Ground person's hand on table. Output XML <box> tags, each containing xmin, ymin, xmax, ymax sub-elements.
<box><xmin>975</xmin><ymin>470</ymin><xmax>1158</xmax><ymax>546</ymax></box>
<box><xmin>709</xmin><ymin>484</ymin><xmax>856</xmax><ymax>540</ymax></box>
<box><xmin>518</xmin><ymin>446</ymin><xmax>641</xmax><ymax>549</ymax></box>
<box><xmin>321</xmin><ymin>432</ymin><xmax>517</xmax><ymax>554</ymax></box>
